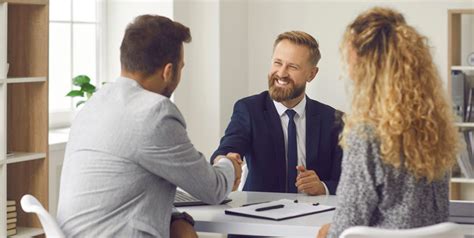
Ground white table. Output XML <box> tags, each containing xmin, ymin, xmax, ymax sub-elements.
<box><xmin>179</xmin><ymin>191</ymin><xmax>336</xmax><ymax>237</ymax></box>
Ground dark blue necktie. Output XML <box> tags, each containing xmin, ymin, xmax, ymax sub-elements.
<box><xmin>286</xmin><ymin>109</ymin><xmax>297</xmax><ymax>193</ymax></box>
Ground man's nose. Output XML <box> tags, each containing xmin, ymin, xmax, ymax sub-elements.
<box><xmin>276</xmin><ymin>66</ymin><xmax>289</xmax><ymax>78</ymax></box>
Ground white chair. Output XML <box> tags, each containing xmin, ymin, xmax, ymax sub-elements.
<box><xmin>340</xmin><ymin>222</ymin><xmax>465</xmax><ymax>238</ymax></box>
<box><xmin>20</xmin><ymin>194</ymin><xmax>65</xmax><ymax>238</ymax></box>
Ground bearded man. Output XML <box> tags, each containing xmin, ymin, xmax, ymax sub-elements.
<box><xmin>211</xmin><ymin>31</ymin><xmax>343</xmax><ymax>196</ymax></box>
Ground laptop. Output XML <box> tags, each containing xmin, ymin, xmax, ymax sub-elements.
<box><xmin>174</xmin><ymin>190</ymin><xmax>232</xmax><ymax>207</ymax></box>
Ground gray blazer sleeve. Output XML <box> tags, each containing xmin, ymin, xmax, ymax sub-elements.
<box><xmin>327</xmin><ymin>128</ymin><xmax>384</xmax><ymax>238</ymax></box>
<box><xmin>137</xmin><ymin>100</ymin><xmax>234</xmax><ymax>205</ymax></box>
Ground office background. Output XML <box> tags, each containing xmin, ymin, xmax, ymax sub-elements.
<box><xmin>100</xmin><ymin>0</ymin><xmax>474</xmax><ymax>160</ymax></box>
<box><xmin>47</xmin><ymin>0</ymin><xmax>473</xmax><ymax>219</ymax></box>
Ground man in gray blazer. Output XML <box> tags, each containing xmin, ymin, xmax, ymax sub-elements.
<box><xmin>57</xmin><ymin>15</ymin><xmax>242</xmax><ymax>238</ymax></box>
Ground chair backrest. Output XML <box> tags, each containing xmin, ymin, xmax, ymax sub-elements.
<box><xmin>20</xmin><ymin>194</ymin><xmax>65</xmax><ymax>238</ymax></box>
<box><xmin>340</xmin><ymin>222</ymin><xmax>465</xmax><ymax>238</ymax></box>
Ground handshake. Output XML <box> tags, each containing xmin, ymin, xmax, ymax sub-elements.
<box><xmin>214</xmin><ymin>153</ymin><xmax>243</xmax><ymax>191</ymax></box>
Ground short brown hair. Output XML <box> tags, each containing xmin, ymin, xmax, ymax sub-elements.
<box><xmin>120</xmin><ymin>15</ymin><xmax>191</xmax><ymax>77</ymax></box>
<box><xmin>274</xmin><ymin>31</ymin><xmax>321</xmax><ymax>65</ymax></box>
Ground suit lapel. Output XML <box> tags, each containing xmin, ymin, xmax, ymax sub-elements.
<box><xmin>264</xmin><ymin>94</ymin><xmax>286</xmax><ymax>180</ymax></box>
<box><xmin>306</xmin><ymin>97</ymin><xmax>321</xmax><ymax>169</ymax></box>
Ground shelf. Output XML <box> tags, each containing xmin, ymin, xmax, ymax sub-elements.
<box><xmin>455</xmin><ymin>122</ymin><xmax>474</xmax><ymax>128</ymax></box>
<box><xmin>0</xmin><ymin>0</ymin><xmax>47</xmax><ymax>5</ymax></box>
<box><xmin>451</xmin><ymin>66</ymin><xmax>474</xmax><ymax>71</ymax></box>
<box><xmin>1</xmin><ymin>0</ymin><xmax>49</xmax><ymax>232</ymax></box>
<box><xmin>6</xmin><ymin>152</ymin><xmax>46</xmax><ymax>164</ymax></box>
<box><xmin>6</xmin><ymin>77</ymin><xmax>46</xmax><ymax>84</ymax></box>
<box><xmin>451</xmin><ymin>177</ymin><xmax>474</xmax><ymax>184</ymax></box>
<box><xmin>10</xmin><ymin>226</ymin><xmax>44</xmax><ymax>237</ymax></box>
<box><xmin>449</xmin><ymin>9</ymin><xmax>474</xmax><ymax>15</ymax></box>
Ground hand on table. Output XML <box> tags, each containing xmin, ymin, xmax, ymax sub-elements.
<box><xmin>316</xmin><ymin>223</ymin><xmax>331</xmax><ymax>238</ymax></box>
<box><xmin>295</xmin><ymin>165</ymin><xmax>326</xmax><ymax>196</ymax></box>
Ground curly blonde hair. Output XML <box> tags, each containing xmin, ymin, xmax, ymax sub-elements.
<box><xmin>341</xmin><ymin>7</ymin><xmax>460</xmax><ymax>181</ymax></box>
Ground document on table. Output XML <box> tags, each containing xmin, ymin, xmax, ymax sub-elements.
<box><xmin>225</xmin><ymin>199</ymin><xmax>335</xmax><ymax>221</ymax></box>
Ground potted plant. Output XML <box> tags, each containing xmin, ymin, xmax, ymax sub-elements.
<box><xmin>66</xmin><ymin>75</ymin><xmax>97</xmax><ymax>107</ymax></box>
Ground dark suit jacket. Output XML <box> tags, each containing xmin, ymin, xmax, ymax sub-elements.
<box><xmin>211</xmin><ymin>91</ymin><xmax>343</xmax><ymax>194</ymax></box>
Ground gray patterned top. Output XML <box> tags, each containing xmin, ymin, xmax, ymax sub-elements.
<box><xmin>328</xmin><ymin>125</ymin><xmax>449</xmax><ymax>237</ymax></box>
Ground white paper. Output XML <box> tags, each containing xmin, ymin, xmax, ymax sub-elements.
<box><xmin>225</xmin><ymin>199</ymin><xmax>334</xmax><ymax>221</ymax></box>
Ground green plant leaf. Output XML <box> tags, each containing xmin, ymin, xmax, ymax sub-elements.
<box><xmin>66</xmin><ymin>90</ymin><xmax>84</xmax><ymax>97</ymax></box>
<box><xmin>76</xmin><ymin>100</ymin><xmax>86</xmax><ymax>107</ymax></box>
<box><xmin>73</xmin><ymin>75</ymin><xmax>91</xmax><ymax>86</ymax></box>
<box><xmin>81</xmin><ymin>83</ymin><xmax>96</xmax><ymax>94</ymax></box>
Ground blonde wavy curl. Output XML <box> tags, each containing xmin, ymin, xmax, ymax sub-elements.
<box><xmin>340</xmin><ymin>7</ymin><xmax>460</xmax><ymax>182</ymax></box>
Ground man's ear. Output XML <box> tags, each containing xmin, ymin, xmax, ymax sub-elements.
<box><xmin>307</xmin><ymin>66</ymin><xmax>319</xmax><ymax>83</ymax></box>
<box><xmin>162</xmin><ymin>63</ymin><xmax>174</xmax><ymax>82</ymax></box>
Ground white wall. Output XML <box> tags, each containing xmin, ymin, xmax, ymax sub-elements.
<box><xmin>247</xmin><ymin>0</ymin><xmax>474</xmax><ymax>113</ymax></box>
<box><xmin>218</xmin><ymin>0</ymin><xmax>249</xmax><ymax>137</ymax></box>
<box><xmin>172</xmin><ymin>0</ymin><xmax>250</xmax><ymax>159</ymax></box>
<box><xmin>173</xmin><ymin>0</ymin><xmax>221</xmax><ymax>159</ymax></box>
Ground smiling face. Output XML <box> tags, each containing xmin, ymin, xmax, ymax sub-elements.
<box><xmin>268</xmin><ymin>40</ymin><xmax>317</xmax><ymax>106</ymax></box>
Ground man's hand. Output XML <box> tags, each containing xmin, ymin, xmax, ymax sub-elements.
<box><xmin>316</xmin><ymin>223</ymin><xmax>330</xmax><ymax>238</ymax></box>
<box><xmin>214</xmin><ymin>153</ymin><xmax>243</xmax><ymax>191</ymax></box>
<box><xmin>170</xmin><ymin>219</ymin><xmax>198</xmax><ymax>238</ymax></box>
<box><xmin>295</xmin><ymin>166</ymin><xmax>326</xmax><ymax>196</ymax></box>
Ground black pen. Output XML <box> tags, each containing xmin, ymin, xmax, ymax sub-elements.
<box><xmin>255</xmin><ymin>204</ymin><xmax>285</xmax><ymax>212</ymax></box>
<box><xmin>241</xmin><ymin>201</ymin><xmax>270</xmax><ymax>207</ymax></box>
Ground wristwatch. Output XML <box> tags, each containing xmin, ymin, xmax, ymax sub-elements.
<box><xmin>171</xmin><ymin>212</ymin><xmax>195</xmax><ymax>226</ymax></box>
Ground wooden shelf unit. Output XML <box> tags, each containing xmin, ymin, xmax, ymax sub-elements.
<box><xmin>0</xmin><ymin>1</ymin><xmax>49</xmax><ymax>236</ymax></box>
<box><xmin>448</xmin><ymin>9</ymin><xmax>474</xmax><ymax>201</ymax></box>
<box><xmin>11</xmin><ymin>226</ymin><xmax>44</xmax><ymax>237</ymax></box>
<box><xmin>0</xmin><ymin>0</ymin><xmax>47</xmax><ymax>5</ymax></box>
<box><xmin>6</xmin><ymin>152</ymin><xmax>46</xmax><ymax>164</ymax></box>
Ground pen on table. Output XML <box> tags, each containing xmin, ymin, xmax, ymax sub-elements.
<box><xmin>241</xmin><ymin>201</ymin><xmax>270</xmax><ymax>207</ymax></box>
<box><xmin>255</xmin><ymin>204</ymin><xmax>285</xmax><ymax>212</ymax></box>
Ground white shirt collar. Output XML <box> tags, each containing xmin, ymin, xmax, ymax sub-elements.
<box><xmin>273</xmin><ymin>96</ymin><xmax>307</xmax><ymax>118</ymax></box>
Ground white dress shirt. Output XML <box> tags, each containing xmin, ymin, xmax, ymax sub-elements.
<box><xmin>273</xmin><ymin>97</ymin><xmax>329</xmax><ymax>194</ymax></box>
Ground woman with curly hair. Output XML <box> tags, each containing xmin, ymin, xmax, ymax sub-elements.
<box><xmin>318</xmin><ymin>7</ymin><xmax>460</xmax><ymax>238</ymax></box>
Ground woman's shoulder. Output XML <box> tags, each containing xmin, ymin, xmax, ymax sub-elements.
<box><xmin>347</xmin><ymin>123</ymin><xmax>379</xmax><ymax>146</ymax></box>
<box><xmin>345</xmin><ymin>124</ymin><xmax>383</xmax><ymax>165</ymax></box>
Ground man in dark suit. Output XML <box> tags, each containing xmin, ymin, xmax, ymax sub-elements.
<box><xmin>212</xmin><ymin>31</ymin><xmax>343</xmax><ymax>195</ymax></box>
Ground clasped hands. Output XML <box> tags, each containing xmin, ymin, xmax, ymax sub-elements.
<box><xmin>214</xmin><ymin>153</ymin><xmax>243</xmax><ymax>191</ymax></box>
<box><xmin>214</xmin><ymin>154</ymin><xmax>325</xmax><ymax>195</ymax></box>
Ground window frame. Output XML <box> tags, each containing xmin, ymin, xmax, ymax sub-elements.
<box><xmin>49</xmin><ymin>0</ymin><xmax>106</xmax><ymax>129</ymax></box>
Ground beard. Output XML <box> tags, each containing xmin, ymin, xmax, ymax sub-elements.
<box><xmin>268</xmin><ymin>73</ymin><xmax>306</xmax><ymax>102</ymax></box>
<box><xmin>162</xmin><ymin>69</ymin><xmax>180</xmax><ymax>98</ymax></box>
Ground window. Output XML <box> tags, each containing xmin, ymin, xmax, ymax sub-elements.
<box><xmin>49</xmin><ymin>0</ymin><xmax>104</xmax><ymax>128</ymax></box>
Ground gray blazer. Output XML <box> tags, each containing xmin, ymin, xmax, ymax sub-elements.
<box><xmin>57</xmin><ymin>77</ymin><xmax>234</xmax><ymax>238</ymax></box>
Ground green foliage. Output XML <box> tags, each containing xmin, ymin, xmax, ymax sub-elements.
<box><xmin>66</xmin><ymin>75</ymin><xmax>97</xmax><ymax>107</ymax></box>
